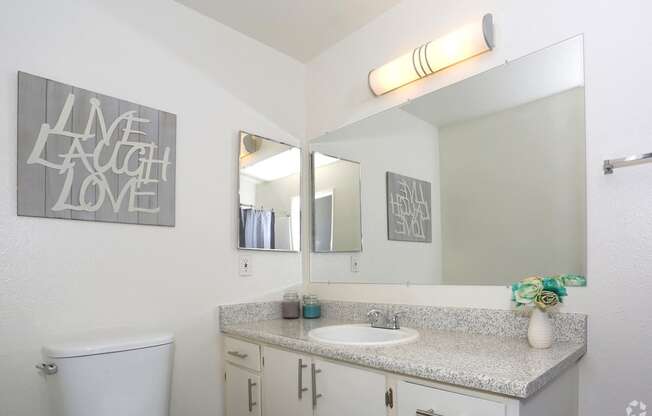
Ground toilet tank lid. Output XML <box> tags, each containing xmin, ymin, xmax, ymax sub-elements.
<box><xmin>42</xmin><ymin>329</ymin><xmax>174</xmax><ymax>358</ymax></box>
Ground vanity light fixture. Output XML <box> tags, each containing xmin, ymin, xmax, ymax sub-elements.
<box><xmin>368</xmin><ymin>13</ymin><xmax>495</xmax><ymax>96</ymax></box>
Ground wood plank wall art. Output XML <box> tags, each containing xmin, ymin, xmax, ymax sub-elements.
<box><xmin>17</xmin><ymin>72</ymin><xmax>176</xmax><ymax>226</ymax></box>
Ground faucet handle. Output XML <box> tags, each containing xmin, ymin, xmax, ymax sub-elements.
<box><xmin>366</xmin><ymin>309</ymin><xmax>384</xmax><ymax>324</ymax></box>
<box><xmin>389</xmin><ymin>311</ymin><xmax>404</xmax><ymax>329</ymax></box>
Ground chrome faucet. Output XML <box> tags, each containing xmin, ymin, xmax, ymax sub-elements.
<box><xmin>367</xmin><ymin>309</ymin><xmax>401</xmax><ymax>330</ymax></box>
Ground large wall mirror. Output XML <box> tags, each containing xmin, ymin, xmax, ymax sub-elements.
<box><xmin>309</xmin><ymin>36</ymin><xmax>586</xmax><ymax>285</ymax></box>
<box><xmin>238</xmin><ymin>131</ymin><xmax>301</xmax><ymax>251</ymax></box>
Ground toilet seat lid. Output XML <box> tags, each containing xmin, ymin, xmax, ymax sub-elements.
<box><xmin>43</xmin><ymin>328</ymin><xmax>174</xmax><ymax>358</ymax></box>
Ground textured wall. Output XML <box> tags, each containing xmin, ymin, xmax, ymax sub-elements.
<box><xmin>305</xmin><ymin>0</ymin><xmax>652</xmax><ymax>414</ymax></box>
<box><xmin>0</xmin><ymin>1</ymin><xmax>305</xmax><ymax>415</ymax></box>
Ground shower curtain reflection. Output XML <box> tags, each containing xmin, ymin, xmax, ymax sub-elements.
<box><xmin>239</xmin><ymin>208</ymin><xmax>276</xmax><ymax>249</ymax></box>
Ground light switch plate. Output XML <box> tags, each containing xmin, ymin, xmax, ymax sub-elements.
<box><xmin>350</xmin><ymin>255</ymin><xmax>360</xmax><ymax>273</ymax></box>
<box><xmin>239</xmin><ymin>255</ymin><xmax>252</xmax><ymax>276</ymax></box>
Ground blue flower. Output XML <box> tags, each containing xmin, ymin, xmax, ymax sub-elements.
<box><xmin>542</xmin><ymin>276</ymin><xmax>567</xmax><ymax>298</ymax></box>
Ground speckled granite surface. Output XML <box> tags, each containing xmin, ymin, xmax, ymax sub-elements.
<box><xmin>219</xmin><ymin>301</ymin><xmax>282</xmax><ymax>326</ymax></box>
<box><xmin>319</xmin><ymin>300</ymin><xmax>587</xmax><ymax>343</ymax></box>
<box><xmin>219</xmin><ymin>300</ymin><xmax>587</xmax><ymax>343</ymax></box>
<box><xmin>218</xmin><ymin>301</ymin><xmax>586</xmax><ymax>398</ymax></box>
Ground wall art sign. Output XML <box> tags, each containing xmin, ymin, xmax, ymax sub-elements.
<box><xmin>17</xmin><ymin>72</ymin><xmax>176</xmax><ymax>226</ymax></box>
<box><xmin>386</xmin><ymin>171</ymin><xmax>432</xmax><ymax>242</ymax></box>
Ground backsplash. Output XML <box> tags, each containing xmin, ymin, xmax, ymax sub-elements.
<box><xmin>219</xmin><ymin>301</ymin><xmax>283</xmax><ymax>326</ymax></box>
<box><xmin>219</xmin><ymin>300</ymin><xmax>586</xmax><ymax>343</ymax></box>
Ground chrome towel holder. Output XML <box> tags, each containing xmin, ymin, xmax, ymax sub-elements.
<box><xmin>603</xmin><ymin>152</ymin><xmax>652</xmax><ymax>174</ymax></box>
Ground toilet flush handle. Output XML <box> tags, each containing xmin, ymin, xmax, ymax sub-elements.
<box><xmin>35</xmin><ymin>363</ymin><xmax>58</xmax><ymax>375</ymax></box>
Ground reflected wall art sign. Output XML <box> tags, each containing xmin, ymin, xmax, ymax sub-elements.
<box><xmin>386</xmin><ymin>171</ymin><xmax>431</xmax><ymax>242</ymax></box>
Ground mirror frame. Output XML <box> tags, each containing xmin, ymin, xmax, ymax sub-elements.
<box><xmin>237</xmin><ymin>130</ymin><xmax>302</xmax><ymax>253</ymax></box>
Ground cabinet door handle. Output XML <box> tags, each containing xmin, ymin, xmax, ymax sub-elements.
<box><xmin>416</xmin><ymin>409</ymin><xmax>443</xmax><ymax>416</ymax></box>
<box><xmin>298</xmin><ymin>358</ymin><xmax>308</xmax><ymax>399</ymax></box>
<box><xmin>311</xmin><ymin>363</ymin><xmax>322</xmax><ymax>408</ymax></box>
<box><xmin>247</xmin><ymin>378</ymin><xmax>257</xmax><ymax>412</ymax></box>
<box><xmin>385</xmin><ymin>387</ymin><xmax>394</xmax><ymax>408</ymax></box>
<box><xmin>227</xmin><ymin>350</ymin><xmax>248</xmax><ymax>359</ymax></box>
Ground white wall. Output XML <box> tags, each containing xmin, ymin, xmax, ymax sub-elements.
<box><xmin>239</xmin><ymin>176</ymin><xmax>258</xmax><ymax>206</ymax></box>
<box><xmin>310</xmin><ymin>109</ymin><xmax>441</xmax><ymax>284</ymax></box>
<box><xmin>439</xmin><ymin>87</ymin><xmax>586</xmax><ymax>285</ymax></box>
<box><xmin>0</xmin><ymin>1</ymin><xmax>305</xmax><ymax>415</ymax></box>
<box><xmin>305</xmin><ymin>0</ymin><xmax>652</xmax><ymax>414</ymax></box>
<box><xmin>255</xmin><ymin>173</ymin><xmax>300</xmax><ymax>216</ymax></box>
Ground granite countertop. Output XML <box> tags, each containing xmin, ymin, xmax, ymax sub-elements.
<box><xmin>221</xmin><ymin>317</ymin><xmax>586</xmax><ymax>399</ymax></box>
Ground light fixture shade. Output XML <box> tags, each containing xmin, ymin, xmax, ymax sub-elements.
<box><xmin>368</xmin><ymin>14</ymin><xmax>494</xmax><ymax>96</ymax></box>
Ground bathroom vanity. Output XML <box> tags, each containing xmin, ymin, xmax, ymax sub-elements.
<box><xmin>219</xmin><ymin>301</ymin><xmax>586</xmax><ymax>416</ymax></box>
<box><xmin>227</xmin><ymin>37</ymin><xmax>589</xmax><ymax>416</ymax></box>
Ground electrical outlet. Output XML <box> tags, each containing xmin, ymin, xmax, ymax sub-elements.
<box><xmin>350</xmin><ymin>255</ymin><xmax>360</xmax><ymax>273</ymax></box>
<box><xmin>239</xmin><ymin>255</ymin><xmax>252</xmax><ymax>276</ymax></box>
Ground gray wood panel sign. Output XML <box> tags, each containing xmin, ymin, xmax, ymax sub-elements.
<box><xmin>386</xmin><ymin>172</ymin><xmax>431</xmax><ymax>242</ymax></box>
<box><xmin>17</xmin><ymin>72</ymin><xmax>176</xmax><ymax>226</ymax></box>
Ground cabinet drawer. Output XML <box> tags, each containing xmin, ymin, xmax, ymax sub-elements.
<box><xmin>397</xmin><ymin>380</ymin><xmax>505</xmax><ymax>416</ymax></box>
<box><xmin>224</xmin><ymin>337</ymin><xmax>261</xmax><ymax>372</ymax></box>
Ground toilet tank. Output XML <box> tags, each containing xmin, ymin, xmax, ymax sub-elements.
<box><xmin>41</xmin><ymin>330</ymin><xmax>174</xmax><ymax>416</ymax></box>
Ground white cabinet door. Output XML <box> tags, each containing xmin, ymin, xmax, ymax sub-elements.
<box><xmin>225</xmin><ymin>363</ymin><xmax>261</xmax><ymax>416</ymax></box>
<box><xmin>312</xmin><ymin>359</ymin><xmax>387</xmax><ymax>416</ymax></box>
<box><xmin>262</xmin><ymin>347</ymin><xmax>313</xmax><ymax>416</ymax></box>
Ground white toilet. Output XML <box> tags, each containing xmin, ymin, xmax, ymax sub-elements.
<box><xmin>39</xmin><ymin>329</ymin><xmax>174</xmax><ymax>416</ymax></box>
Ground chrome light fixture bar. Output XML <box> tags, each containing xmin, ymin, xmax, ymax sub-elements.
<box><xmin>368</xmin><ymin>14</ymin><xmax>495</xmax><ymax>96</ymax></box>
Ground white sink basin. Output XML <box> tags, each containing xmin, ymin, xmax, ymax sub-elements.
<box><xmin>308</xmin><ymin>324</ymin><xmax>419</xmax><ymax>346</ymax></box>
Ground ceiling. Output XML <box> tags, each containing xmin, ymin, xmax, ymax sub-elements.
<box><xmin>175</xmin><ymin>0</ymin><xmax>402</xmax><ymax>62</ymax></box>
<box><xmin>403</xmin><ymin>36</ymin><xmax>584</xmax><ymax>128</ymax></box>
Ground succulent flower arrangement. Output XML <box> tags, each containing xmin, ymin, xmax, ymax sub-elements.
<box><xmin>511</xmin><ymin>274</ymin><xmax>586</xmax><ymax>311</ymax></box>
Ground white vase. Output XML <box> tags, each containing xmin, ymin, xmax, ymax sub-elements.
<box><xmin>528</xmin><ymin>308</ymin><xmax>553</xmax><ymax>349</ymax></box>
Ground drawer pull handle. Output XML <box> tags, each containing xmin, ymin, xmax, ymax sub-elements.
<box><xmin>247</xmin><ymin>378</ymin><xmax>257</xmax><ymax>412</ymax></box>
<box><xmin>298</xmin><ymin>358</ymin><xmax>308</xmax><ymax>399</ymax></box>
<box><xmin>416</xmin><ymin>410</ymin><xmax>443</xmax><ymax>416</ymax></box>
<box><xmin>311</xmin><ymin>363</ymin><xmax>322</xmax><ymax>408</ymax></box>
<box><xmin>227</xmin><ymin>350</ymin><xmax>248</xmax><ymax>359</ymax></box>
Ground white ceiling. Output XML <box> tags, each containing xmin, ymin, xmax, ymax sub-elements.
<box><xmin>402</xmin><ymin>37</ymin><xmax>585</xmax><ymax>128</ymax></box>
<box><xmin>175</xmin><ymin>0</ymin><xmax>402</xmax><ymax>62</ymax></box>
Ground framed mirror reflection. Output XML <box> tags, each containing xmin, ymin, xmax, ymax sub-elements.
<box><xmin>310</xmin><ymin>152</ymin><xmax>362</xmax><ymax>253</ymax></box>
<box><xmin>309</xmin><ymin>36</ymin><xmax>587</xmax><ymax>286</ymax></box>
<box><xmin>238</xmin><ymin>131</ymin><xmax>301</xmax><ymax>251</ymax></box>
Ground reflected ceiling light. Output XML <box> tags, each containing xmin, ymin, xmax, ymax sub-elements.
<box><xmin>313</xmin><ymin>153</ymin><xmax>339</xmax><ymax>168</ymax></box>
<box><xmin>368</xmin><ymin>14</ymin><xmax>495</xmax><ymax>96</ymax></box>
<box><xmin>241</xmin><ymin>148</ymin><xmax>301</xmax><ymax>182</ymax></box>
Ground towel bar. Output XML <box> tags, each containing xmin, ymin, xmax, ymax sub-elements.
<box><xmin>603</xmin><ymin>153</ymin><xmax>652</xmax><ymax>174</ymax></box>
